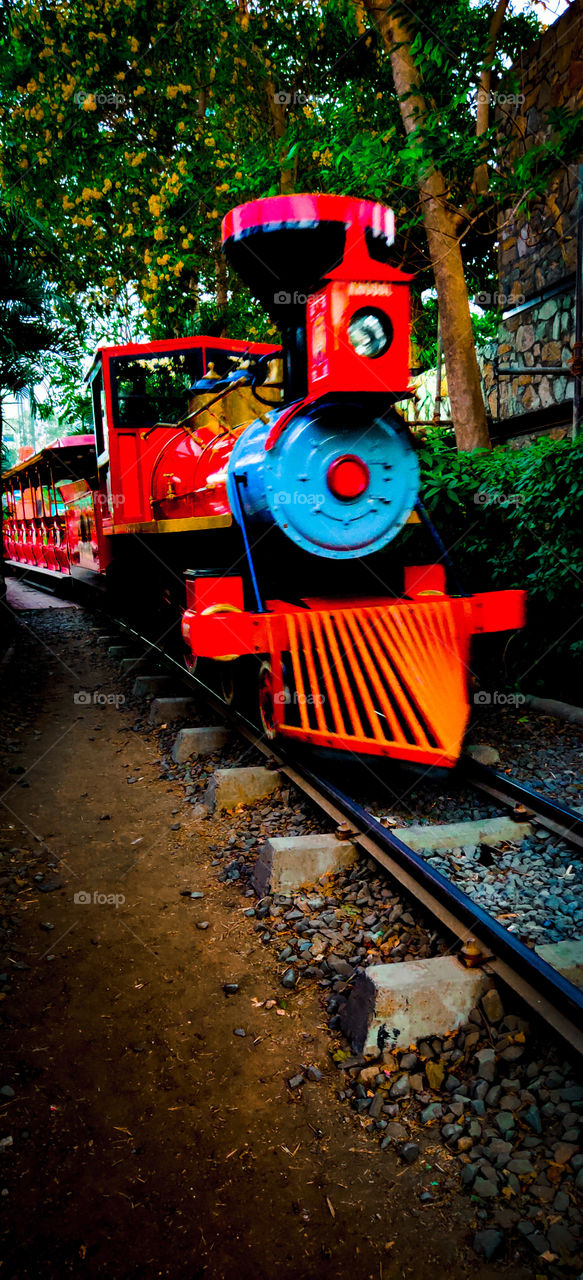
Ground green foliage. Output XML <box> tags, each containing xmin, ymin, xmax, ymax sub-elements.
<box><xmin>413</xmin><ymin>433</ymin><xmax>583</xmax><ymax>696</ymax></box>
<box><xmin>413</xmin><ymin>295</ymin><xmax>498</xmax><ymax>370</ymax></box>
<box><xmin>0</xmin><ymin>204</ymin><xmax>78</xmax><ymax>400</ymax></box>
<box><xmin>0</xmin><ymin>0</ymin><xmax>549</xmax><ymax>343</ymax></box>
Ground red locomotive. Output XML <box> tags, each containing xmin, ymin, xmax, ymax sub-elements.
<box><xmin>2</xmin><ymin>194</ymin><xmax>525</xmax><ymax>767</ymax></box>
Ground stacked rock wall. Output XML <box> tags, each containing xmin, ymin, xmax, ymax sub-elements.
<box><xmin>495</xmin><ymin>0</ymin><xmax>582</xmax><ymax>423</ymax></box>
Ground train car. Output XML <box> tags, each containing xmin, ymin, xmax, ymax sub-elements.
<box><xmin>2</xmin><ymin>194</ymin><xmax>526</xmax><ymax>769</ymax></box>
<box><xmin>2</xmin><ymin>435</ymin><xmax>100</xmax><ymax>582</ymax></box>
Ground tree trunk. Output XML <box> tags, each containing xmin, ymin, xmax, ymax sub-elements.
<box><xmin>215</xmin><ymin>247</ymin><xmax>228</xmax><ymax>313</ymax></box>
<box><xmin>267</xmin><ymin>79</ymin><xmax>296</xmax><ymax>194</ymax></box>
<box><xmin>359</xmin><ymin>0</ymin><xmax>491</xmax><ymax>450</ymax></box>
<box><xmin>473</xmin><ymin>0</ymin><xmax>510</xmax><ymax>197</ymax></box>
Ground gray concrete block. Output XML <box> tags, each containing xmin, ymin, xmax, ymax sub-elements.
<box><xmin>149</xmin><ymin>697</ymin><xmax>197</xmax><ymax>726</ymax></box>
<box><xmin>204</xmin><ymin>766</ymin><xmax>281</xmax><ymax>814</ymax></box>
<box><xmin>466</xmin><ymin>744</ymin><xmax>501</xmax><ymax>766</ymax></box>
<box><xmin>536</xmin><ymin>939</ymin><xmax>583</xmax><ymax>991</ymax></box>
<box><xmin>108</xmin><ymin>645</ymin><xmax>136</xmax><ymax>660</ymax></box>
<box><xmin>340</xmin><ymin>956</ymin><xmax>490</xmax><ymax>1056</ymax></box>
<box><xmin>395</xmin><ymin>816</ymin><xmax>532</xmax><ymax>853</ymax></box>
<box><xmin>133</xmin><ymin>675</ymin><xmax>173</xmax><ymax>698</ymax></box>
<box><xmin>172</xmin><ymin>726</ymin><xmax>228</xmax><ymax>764</ymax></box>
<box><xmin>96</xmin><ymin>635</ymin><xmax>119</xmax><ymax>646</ymax></box>
<box><xmin>119</xmin><ymin>655</ymin><xmax>150</xmax><ymax>676</ymax></box>
<box><xmin>525</xmin><ymin>695</ymin><xmax>583</xmax><ymax>728</ymax></box>
<box><xmin>252</xmin><ymin>834</ymin><xmax>357</xmax><ymax>895</ymax></box>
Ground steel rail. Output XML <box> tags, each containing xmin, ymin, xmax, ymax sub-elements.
<box><xmin>110</xmin><ymin>617</ymin><xmax>583</xmax><ymax>1056</ymax></box>
<box><xmin>225</xmin><ymin>716</ymin><xmax>583</xmax><ymax>1057</ymax></box>
<box><xmin>461</xmin><ymin>756</ymin><xmax>583</xmax><ymax>851</ymax></box>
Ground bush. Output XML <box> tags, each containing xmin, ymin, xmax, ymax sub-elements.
<box><xmin>412</xmin><ymin>432</ymin><xmax>583</xmax><ymax>700</ymax></box>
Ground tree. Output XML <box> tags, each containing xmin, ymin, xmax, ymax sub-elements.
<box><xmin>1</xmin><ymin>0</ymin><xmax>554</xmax><ymax>440</ymax></box>
<box><xmin>0</xmin><ymin>207</ymin><xmax>77</xmax><ymax>618</ymax></box>
<box><xmin>354</xmin><ymin>0</ymin><xmax>507</xmax><ymax>449</ymax></box>
<box><xmin>0</xmin><ymin>0</ymin><xmax>325</xmax><ymax>338</ymax></box>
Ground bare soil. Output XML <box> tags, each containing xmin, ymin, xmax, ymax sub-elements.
<box><xmin>0</xmin><ymin>588</ymin><xmax>531</xmax><ymax>1280</ymax></box>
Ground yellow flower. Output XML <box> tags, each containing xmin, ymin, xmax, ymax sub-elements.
<box><xmin>177</xmin><ymin>122</ymin><xmax>185</xmax><ymax>132</ymax></box>
<box><xmin>154</xmin><ymin>227</ymin><xmax>165</xmax><ymax>241</ymax></box>
<box><xmin>148</xmin><ymin>194</ymin><xmax>161</xmax><ymax>217</ymax></box>
<box><xmin>82</xmin><ymin>96</ymin><xmax>97</xmax><ymax>112</ymax></box>
<box><xmin>26</xmin><ymin>79</ymin><xmax>37</xmax><ymax>93</ymax></box>
<box><xmin>167</xmin><ymin>86</ymin><xmax>179</xmax><ymax>100</ymax></box>
<box><xmin>62</xmin><ymin>195</ymin><xmax>75</xmax><ymax>210</ymax></box>
<box><xmin>102</xmin><ymin>178</ymin><xmax>112</xmax><ymax>192</ymax></box>
<box><xmin>134</xmin><ymin>86</ymin><xmax>146</xmax><ymax>97</ymax></box>
<box><xmin>144</xmin><ymin>250</ymin><xmax>152</xmax><ymax>264</ymax></box>
<box><xmin>205</xmin><ymin>136</ymin><xmax>215</xmax><ymax>147</ymax></box>
<box><xmin>130</xmin><ymin>37</ymin><xmax>139</xmax><ymax>52</ymax></box>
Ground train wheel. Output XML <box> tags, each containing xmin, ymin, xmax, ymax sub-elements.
<box><xmin>219</xmin><ymin>665</ymin><xmax>236</xmax><ymax>706</ymax></box>
<box><xmin>258</xmin><ymin>661</ymin><xmax>277</xmax><ymax>739</ymax></box>
<box><xmin>183</xmin><ymin>646</ymin><xmax>199</xmax><ymax>676</ymax></box>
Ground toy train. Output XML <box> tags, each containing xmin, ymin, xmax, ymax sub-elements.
<box><xmin>2</xmin><ymin>194</ymin><xmax>525</xmax><ymax>766</ymax></box>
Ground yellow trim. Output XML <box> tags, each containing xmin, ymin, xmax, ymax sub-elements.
<box><xmin>107</xmin><ymin>514</ymin><xmax>233</xmax><ymax>536</ymax></box>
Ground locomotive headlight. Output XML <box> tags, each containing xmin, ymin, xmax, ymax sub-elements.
<box><xmin>347</xmin><ymin>308</ymin><xmax>392</xmax><ymax>359</ymax></box>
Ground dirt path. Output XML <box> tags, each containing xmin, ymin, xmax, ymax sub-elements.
<box><xmin>0</xmin><ymin>598</ymin><xmax>529</xmax><ymax>1279</ymax></box>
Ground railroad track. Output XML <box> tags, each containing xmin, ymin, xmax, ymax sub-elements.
<box><xmin>9</xmin><ymin>574</ymin><xmax>582</xmax><ymax>1054</ymax></box>
<box><xmin>107</xmin><ymin>614</ymin><xmax>583</xmax><ymax>1060</ymax></box>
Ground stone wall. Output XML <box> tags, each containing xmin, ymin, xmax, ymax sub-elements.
<box><xmin>407</xmin><ymin>334</ymin><xmax>572</xmax><ymax>449</ymax></box>
<box><xmin>494</xmin><ymin>0</ymin><xmax>583</xmax><ymax>421</ymax></box>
